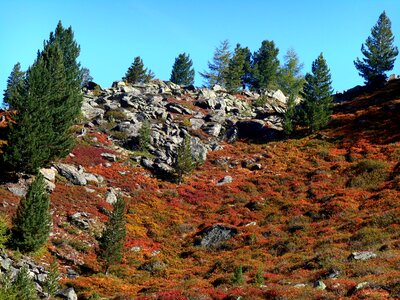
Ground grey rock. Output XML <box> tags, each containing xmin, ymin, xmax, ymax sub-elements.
<box><xmin>190</xmin><ymin>137</ymin><xmax>208</xmax><ymax>162</ymax></box>
<box><xmin>69</xmin><ymin>212</ymin><xmax>90</xmax><ymax>230</ymax></box>
<box><xmin>216</xmin><ymin>175</ymin><xmax>233</xmax><ymax>186</ymax></box>
<box><xmin>190</xmin><ymin>118</ymin><xmax>205</xmax><ymax>130</ymax></box>
<box><xmin>195</xmin><ymin>224</ymin><xmax>238</xmax><ymax>248</ymax></box>
<box><xmin>7</xmin><ymin>186</ymin><xmax>27</xmax><ymax>197</ymax></box>
<box><xmin>106</xmin><ymin>188</ymin><xmax>118</xmax><ymax>204</ymax></box>
<box><xmin>56</xmin><ymin>287</ymin><xmax>78</xmax><ymax>300</ymax></box>
<box><xmin>313</xmin><ymin>280</ymin><xmax>326</xmax><ymax>290</ymax></box>
<box><xmin>55</xmin><ymin>163</ymin><xmax>87</xmax><ymax>186</ymax></box>
<box><xmin>101</xmin><ymin>152</ymin><xmax>117</xmax><ymax>162</ymax></box>
<box><xmin>349</xmin><ymin>251</ymin><xmax>377</xmax><ymax>260</ymax></box>
<box><xmin>36</xmin><ymin>273</ymin><xmax>48</xmax><ymax>283</ymax></box>
<box><xmin>355</xmin><ymin>281</ymin><xmax>369</xmax><ymax>290</ymax></box>
<box><xmin>0</xmin><ymin>257</ymin><xmax>12</xmax><ymax>270</ymax></box>
<box><xmin>40</xmin><ymin>168</ymin><xmax>57</xmax><ymax>182</ymax></box>
<box><xmin>202</xmin><ymin>122</ymin><xmax>222</xmax><ymax>137</ymax></box>
<box><xmin>81</xmin><ymin>102</ymin><xmax>104</xmax><ymax>120</ymax></box>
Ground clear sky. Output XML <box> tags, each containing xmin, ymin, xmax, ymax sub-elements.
<box><xmin>1</xmin><ymin>0</ymin><xmax>400</xmax><ymax>103</ymax></box>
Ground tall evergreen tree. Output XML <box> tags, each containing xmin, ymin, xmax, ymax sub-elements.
<box><xmin>226</xmin><ymin>44</ymin><xmax>252</xmax><ymax>92</ymax></box>
<box><xmin>301</xmin><ymin>53</ymin><xmax>333</xmax><ymax>132</ymax></box>
<box><xmin>123</xmin><ymin>56</ymin><xmax>154</xmax><ymax>84</ymax></box>
<box><xmin>252</xmin><ymin>40</ymin><xmax>280</xmax><ymax>91</ymax></box>
<box><xmin>170</xmin><ymin>53</ymin><xmax>195</xmax><ymax>85</ymax></box>
<box><xmin>11</xmin><ymin>173</ymin><xmax>51</xmax><ymax>253</ymax></box>
<box><xmin>200</xmin><ymin>40</ymin><xmax>231</xmax><ymax>87</ymax></box>
<box><xmin>3</xmin><ymin>63</ymin><xmax>25</xmax><ymax>109</ymax></box>
<box><xmin>4</xmin><ymin>21</ymin><xmax>82</xmax><ymax>173</ymax></box>
<box><xmin>354</xmin><ymin>11</ymin><xmax>398</xmax><ymax>86</ymax></box>
<box><xmin>12</xmin><ymin>266</ymin><xmax>40</xmax><ymax>300</ymax></box>
<box><xmin>98</xmin><ymin>196</ymin><xmax>126</xmax><ymax>274</ymax></box>
<box><xmin>80</xmin><ymin>67</ymin><xmax>93</xmax><ymax>87</ymax></box>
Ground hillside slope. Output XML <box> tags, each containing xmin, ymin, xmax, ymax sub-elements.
<box><xmin>0</xmin><ymin>80</ymin><xmax>399</xmax><ymax>299</ymax></box>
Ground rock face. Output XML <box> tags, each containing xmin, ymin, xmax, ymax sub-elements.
<box><xmin>195</xmin><ymin>224</ymin><xmax>238</xmax><ymax>248</ymax></box>
<box><xmin>82</xmin><ymin>80</ymin><xmax>290</xmax><ymax>173</ymax></box>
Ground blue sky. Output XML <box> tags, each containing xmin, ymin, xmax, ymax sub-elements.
<box><xmin>1</xmin><ymin>0</ymin><xmax>400</xmax><ymax>101</ymax></box>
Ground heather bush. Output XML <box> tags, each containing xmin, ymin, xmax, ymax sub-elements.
<box><xmin>347</xmin><ymin>159</ymin><xmax>389</xmax><ymax>190</ymax></box>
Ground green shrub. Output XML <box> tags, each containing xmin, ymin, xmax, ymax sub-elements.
<box><xmin>347</xmin><ymin>159</ymin><xmax>389</xmax><ymax>190</ymax></box>
<box><xmin>104</xmin><ymin>110</ymin><xmax>126</xmax><ymax>122</ymax></box>
<box><xmin>252</xmin><ymin>96</ymin><xmax>267</xmax><ymax>108</ymax></box>
<box><xmin>350</xmin><ymin>226</ymin><xmax>389</xmax><ymax>250</ymax></box>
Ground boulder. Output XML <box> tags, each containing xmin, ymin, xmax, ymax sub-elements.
<box><xmin>349</xmin><ymin>251</ymin><xmax>377</xmax><ymax>260</ymax></box>
<box><xmin>195</xmin><ymin>224</ymin><xmax>238</xmax><ymax>248</ymax></box>
<box><xmin>81</xmin><ymin>102</ymin><xmax>104</xmax><ymax>120</ymax></box>
<box><xmin>56</xmin><ymin>287</ymin><xmax>78</xmax><ymax>300</ymax></box>
<box><xmin>190</xmin><ymin>137</ymin><xmax>208</xmax><ymax>162</ymax></box>
<box><xmin>106</xmin><ymin>188</ymin><xmax>118</xmax><ymax>204</ymax></box>
<box><xmin>216</xmin><ymin>175</ymin><xmax>233</xmax><ymax>186</ymax></box>
<box><xmin>101</xmin><ymin>152</ymin><xmax>117</xmax><ymax>162</ymax></box>
<box><xmin>55</xmin><ymin>164</ymin><xmax>87</xmax><ymax>186</ymax></box>
<box><xmin>40</xmin><ymin>168</ymin><xmax>57</xmax><ymax>182</ymax></box>
<box><xmin>202</xmin><ymin>123</ymin><xmax>222</xmax><ymax>137</ymax></box>
<box><xmin>68</xmin><ymin>212</ymin><xmax>90</xmax><ymax>230</ymax></box>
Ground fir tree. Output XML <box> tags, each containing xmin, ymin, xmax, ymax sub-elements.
<box><xmin>80</xmin><ymin>67</ymin><xmax>93</xmax><ymax>87</ymax></box>
<box><xmin>170</xmin><ymin>53</ymin><xmax>195</xmax><ymax>85</ymax></box>
<box><xmin>226</xmin><ymin>44</ymin><xmax>252</xmax><ymax>92</ymax></box>
<box><xmin>12</xmin><ymin>266</ymin><xmax>39</xmax><ymax>300</ymax></box>
<box><xmin>3</xmin><ymin>63</ymin><xmax>25</xmax><ymax>109</ymax></box>
<box><xmin>123</xmin><ymin>56</ymin><xmax>154</xmax><ymax>84</ymax></box>
<box><xmin>11</xmin><ymin>173</ymin><xmax>51</xmax><ymax>253</ymax></box>
<box><xmin>232</xmin><ymin>265</ymin><xmax>244</xmax><ymax>286</ymax></box>
<box><xmin>252</xmin><ymin>40</ymin><xmax>280</xmax><ymax>91</ymax></box>
<box><xmin>200</xmin><ymin>40</ymin><xmax>231</xmax><ymax>87</ymax></box>
<box><xmin>98</xmin><ymin>196</ymin><xmax>126</xmax><ymax>274</ymax></box>
<box><xmin>283</xmin><ymin>94</ymin><xmax>296</xmax><ymax>135</ymax></box>
<box><xmin>43</xmin><ymin>259</ymin><xmax>60</xmax><ymax>297</ymax></box>
<box><xmin>301</xmin><ymin>53</ymin><xmax>333</xmax><ymax>133</ymax></box>
<box><xmin>138</xmin><ymin>120</ymin><xmax>151</xmax><ymax>152</ymax></box>
<box><xmin>354</xmin><ymin>11</ymin><xmax>398</xmax><ymax>86</ymax></box>
<box><xmin>173</xmin><ymin>134</ymin><xmax>194</xmax><ymax>184</ymax></box>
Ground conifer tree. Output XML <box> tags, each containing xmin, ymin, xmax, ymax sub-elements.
<box><xmin>138</xmin><ymin>120</ymin><xmax>151</xmax><ymax>152</ymax></box>
<box><xmin>226</xmin><ymin>44</ymin><xmax>252</xmax><ymax>92</ymax></box>
<box><xmin>301</xmin><ymin>53</ymin><xmax>333</xmax><ymax>132</ymax></box>
<box><xmin>80</xmin><ymin>67</ymin><xmax>93</xmax><ymax>87</ymax></box>
<box><xmin>4</xmin><ymin>21</ymin><xmax>82</xmax><ymax>173</ymax></box>
<box><xmin>200</xmin><ymin>40</ymin><xmax>231</xmax><ymax>87</ymax></box>
<box><xmin>123</xmin><ymin>56</ymin><xmax>155</xmax><ymax>84</ymax></box>
<box><xmin>12</xmin><ymin>266</ymin><xmax>39</xmax><ymax>300</ymax></box>
<box><xmin>43</xmin><ymin>259</ymin><xmax>60</xmax><ymax>297</ymax></box>
<box><xmin>252</xmin><ymin>40</ymin><xmax>280</xmax><ymax>91</ymax></box>
<box><xmin>98</xmin><ymin>196</ymin><xmax>126</xmax><ymax>274</ymax></box>
<box><xmin>11</xmin><ymin>173</ymin><xmax>51</xmax><ymax>253</ymax></box>
<box><xmin>354</xmin><ymin>11</ymin><xmax>398</xmax><ymax>86</ymax></box>
<box><xmin>3</xmin><ymin>63</ymin><xmax>25</xmax><ymax>109</ymax></box>
<box><xmin>173</xmin><ymin>134</ymin><xmax>194</xmax><ymax>184</ymax></box>
<box><xmin>170</xmin><ymin>53</ymin><xmax>195</xmax><ymax>85</ymax></box>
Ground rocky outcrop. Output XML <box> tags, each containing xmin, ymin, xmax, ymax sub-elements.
<box><xmin>195</xmin><ymin>224</ymin><xmax>238</xmax><ymax>248</ymax></box>
<box><xmin>82</xmin><ymin>80</ymin><xmax>290</xmax><ymax>172</ymax></box>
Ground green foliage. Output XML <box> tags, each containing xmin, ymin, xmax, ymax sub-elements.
<box><xmin>283</xmin><ymin>94</ymin><xmax>296</xmax><ymax>135</ymax></box>
<box><xmin>252</xmin><ymin>96</ymin><xmax>268</xmax><ymax>108</ymax></box>
<box><xmin>300</xmin><ymin>53</ymin><xmax>333</xmax><ymax>132</ymax></box>
<box><xmin>351</xmin><ymin>226</ymin><xmax>389</xmax><ymax>249</ymax></box>
<box><xmin>347</xmin><ymin>159</ymin><xmax>389</xmax><ymax>190</ymax></box>
<box><xmin>43</xmin><ymin>259</ymin><xmax>61</xmax><ymax>296</ymax></box>
<box><xmin>231</xmin><ymin>265</ymin><xmax>244</xmax><ymax>286</ymax></box>
<box><xmin>138</xmin><ymin>121</ymin><xmax>151</xmax><ymax>152</ymax></box>
<box><xmin>98</xmin><ymin>196</ymin><xmax>126</xmax><ymax>274</ymax></box>
<box><xmin>13</xmin><ymin>266</ymin><xmax>39</xmax><ymax>300</ymax></box>
<box><xmin>11</xmin><ymin>173</ymin><xmax>51</xmax><ymax>253</ymax></box>
<box><xmin>354</xmin><ymin>11</ymin><xmax>398</xmax><ymax>86</ymax></box>
<box><xmin>4</xmin><ymin>21</ymin><xmax>82</xmax><ymax>173</ymax></box>
<box><xmin>80</xmin><ymin>67</ymin><xmax>93</xmax><ymax>87</ymax></box>
<box><xmin>226</xmin><ymin>44</ymin><xmax>252</xmax><ymax>92</ymax></box>
<box><xmin>3</xmin><ymin>62</ymin><xmax>25</xmax><ymax>109</ymax></box>
<box><xmin>277</xmin><ymin>48</ymin><xmax>305</xmax><ymax>96</ymax></box>
<box><xmin>170</xmin><ymin>53</ymin><xmax>195</xmax><ymax>85</ymax></box>
<box><xmin>173</xmin><ymin>134</ymin><xmax>194</xmax><ymax>184</ymax></box>
<box><xmin>0</xmin><ymin>216</ymin><xmax>9</xmax><ymax>249</ymax></box>
<box><xmin>254</xmin><ymin>268</ymin><xmax>265</xmax><ymax>285</ymax></box>
<box><xmin>251</xmin><ymin>40</ymin><xmax>280</xmax><ymax>91</ymax></box>
<box><xmin>200</xmin><ymin>40</ymin><xmax>231</xmax><ymax>88</ymax></box>
<box><xmin>123</xmin><ymin>56</ymin><xmax>154</xmax><ymax>84</ymax></box>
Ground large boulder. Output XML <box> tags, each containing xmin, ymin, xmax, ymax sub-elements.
<box><xmin>55</xmin><ymin>163</ymin><xmax>87</xmax><ymax>186</ymax></box>
<box><xmin>195</xmin><ymin>224</ymin><xmax>238</xmax><ymax>248</ymax></box>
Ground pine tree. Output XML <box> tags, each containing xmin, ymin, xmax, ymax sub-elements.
<box><xmin>11</xmin><ymin>173</ymin><xmax>51</xmax><ymax>252</ymax></box>
<box><xmin>354</xmin><ymin>11</ymin><xmax>399</xmax><ymax>86</ymax></box>
<box><xmin>200</xmin><ymin>40</ymin><xmax>231</xmax><ymax>87</ymax></box>
<box><xmin>277</xmin><ymin>49</ymin><xmax>305</xmax><ymax>96</ymax></box>
<box><xmin>43</xmin><ymin>259</ymin><xmax>60</xmax><ymax>297</ymax></box>
<box><xmin>138</xmin><ymin>120</ymin><xmax>151</xmax><ymax>152</ymax></box>
<box><xmin>252</xmin><ymin>40</ymin><xmax>280</xmax><ymax>91</ymax></box>
<box><xmin>226</xmin><ymin>44</ymin><xmax>252</xmax><ymax>92</ymax></box>
<box><xmin>5</xmin><ymin>22</ymin><xmax>82</xmax><ymax>173</ymax></box>
<box><xmin>301</xmin><ymin>53</ymin><xmax>333</xmax><ymax>133</ymax></box>
<box><xmin>98</xmin><ymin>196</ymin><xmax>126</xmax><ymax>274</ymax></box>
<box><xmin>3</xmin><ymin>63</ymin><xmax>25</xmax><ymax>109</ymax></box>
<box><xmin>12</xmin><ymin>266</ymin><xmax>39</xmax><ymax>300</ymax></box>
<box><xmin>232</xmin><ymin>265</ymin><xmax>244</xmax><ymax>286</ymax></box>
<box><xmin>173</xmin><ymin>134</ymin><xmax>194</xmax><ymax>184</ymax></box>
<box><xmin>123</xmin><ymin>56</ymin><xmax>155</xmax><ymax>84</ymax></box>
<box><xmin>170</xmin><ymin>53</ymin><xmax>195</xmax><ymax>85</ymax></box>
<box><xmin>283</xmin><ymin>94</ymin><xmax>296</xmax><ymax>135</ymax></box>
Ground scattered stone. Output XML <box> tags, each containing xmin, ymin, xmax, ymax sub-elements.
<box><xmin>139</xmin><ymin>259</ymin><xmax>167</xmax><ymax>274</ymax></box>
<box><xmin>7</xmin><ymin>186</ymin><xmax>27</xmax><ymax>197</ymax></box>
<box><xmin>216</xmin><ymin>175</ymin><xmax>233</xmax><ymax>186</ymax></box>
<box><xmin>195</xmin><ymin>224</ymin><xmax>238</xmax><ymax>248</ymax></box>
<box><xmin>355</xmin><ymin>281</ymin><xmax>369</xmax><ymax>290</ymax></box>
<box><xmin>40</xmin><ymin>168</ymin><xmax>57</xmax><ymax>182</ymax></box>
<box><xmin>349</xmin><ymin>251</ymin><xmax>377</xmax><ymax>260</ymax></box>
<box><xmin>325</xmin><ymin>268</ymin><xmax>340</xmax><ymax>279</ymax></box>
<box><xmin>313</xmin><ymin>280</ymin><xmax>326</xmax><ymax>290</ymax></box>
<box><xmin>55</xmin><ymin>163</ymin><xmax>87</xmax><ymax>186</ymax></box>
<box><xmin>68</xmin><ymin>212</ymin><xmax>90</xmax><ymax>230</ymax></box>
<box><xmin>56</xmin><ymin>287</ymin><xmax>78</xmax><ymax>300</ymax></box>
<box><xmin>106</xmin><ymin>188</ymin><xmax>118</xmax><ymax>204</ymax></box>
<box><xmin>101</xmin><ymin>152</ymin><xmax>117</xmax><ymax>162</ymax></box>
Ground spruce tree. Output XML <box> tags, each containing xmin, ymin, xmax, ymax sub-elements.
<box><xmin>123</xmin><ymin>56</ymin><xmax>155</xmax><ymax>84</ymax></box>
<box><xmin>200</xmin><ymin>40</ymin><xmax>231</xmax><ymax>87</ymax></box>
<box><xmin>3</xmin><ymin>63</ymin><xmax>25</xmax><ymax>109</ymax></box>
<box><xmin>12</xmin><ymin>266</ymin><xmax>39</xmax><ymax>300</ymax></box>
<box><xmin>252</xmin><ymin>40</ymin><xmax>280</xmax><ymax>91</ymax></box>
<box><xmin>354</xmin><ymin>11</ymin><xmax>398</xmax><ymax>86</ymax></box>
<box><xmin>173</xmin><ymin>134</ymin><xmax>194</xmax><ymax>184</ymax></box>
<box><xmin>138</xmin><ymin>120</ymin><xmax>151</xmax><ymax>152</ymax></box>
<box><xmin>170</xmin><ymin>53</ymin><xmax>195</xmax><ymax>85</ymax></box>
<box><xmin>11</xmin><ymin>173</ymin><xmax>51</xmax><ymax>253</ymax></box>
<box><xmin>98</xmin><ymin>196</ymin><xmax>126</xmax><ymax>274</ymax></box>
<box><xmin>43</xmin><ymin>259</ymin><xmax>60</xmax><ymax>297</ymax></box>
<box><xmin>301</xmin><ymin>53</ymin><xmax>333</xmax><ymax>132</ymax></box>
<box><xmin>226</xmin><ymin>44</ymin><xmax>252</xmax><ymax>92</ymax></box>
